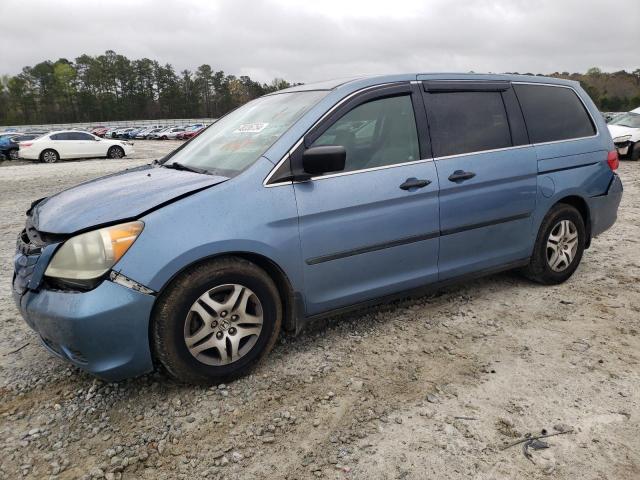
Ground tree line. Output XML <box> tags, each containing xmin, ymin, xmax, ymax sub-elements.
<box><xmin>1</xmin><ymin>52</ymin><xmax>639</xmax><ymax>126</ymax></box>
<box><xmin>0</xmin><ymin>50</ymin><xmax>294</xmax><ymax>126</ymax></box>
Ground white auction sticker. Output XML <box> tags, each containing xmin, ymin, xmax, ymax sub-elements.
<box><xmin>234</xmin><ymin>123</ymin><xmax>269</xmax><ymax>133</ymax></box>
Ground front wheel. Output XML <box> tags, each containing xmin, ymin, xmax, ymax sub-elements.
<box><xmin>630</xmin><ymin>142</ymin><xmax>640</xmax><ymax>161</ymax></box>
<box><xmin>523</xmin><ymin>204</ymin><xmax>586</xmax><ymax>285</ymax></box>
<box><xmin>152</xmin><ymin>257</ymin><xmax>282</xmax><ymax>385</ymax></box>
<box><xmin>107</xmin><ymin>146</ymin><xmax>125</xmax><ymax>159</ymax></box>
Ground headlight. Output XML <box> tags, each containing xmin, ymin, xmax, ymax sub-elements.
<box><xmin>45</xmin><ymin>221</ymin><xmax>143</xmax><ymax>283</ymax></box>
<box><xmin>613</xmin><ymin>135</ymin><xmax>632</xmax><ymax>143</ymax></box>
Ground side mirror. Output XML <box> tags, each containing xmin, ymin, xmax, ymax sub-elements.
<box><xmin>294</xmin><ymin>145</ymin><xmax>346</xmax><ymax>180</ymax></box>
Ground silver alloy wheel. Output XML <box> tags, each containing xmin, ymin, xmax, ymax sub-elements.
<box><xmin>183</xmin><ymin>284</ymin><xmax>263</xmax><ymax>366</ymax></box>
<box><xmin>546</xmin><ymin>219</ymin><xmax>578</xmax><ymax>272</ymax></box>
<box><xmin>42</xmin><ymin>150</ymin><xmax>57</xmax><ymax>163</ymax></box>
<box><xmin>9</xmin><ymin>149</ymin><xmax>18</xmax><ymax>160</ymax></box>
<box><xmin>109</xmin><ymin>147</ymin><xmax>123</xmax><ymax>158</ymax></box>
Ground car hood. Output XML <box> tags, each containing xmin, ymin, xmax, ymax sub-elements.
<box><xmin>608</xmin><ymin>124</ymin><xmax>639</xmax><ymax>139</ymax></box>
<box><xmin>30</xmin><ymin>165</ymin><xmax>228</xmax><ymax>234</ymax></box>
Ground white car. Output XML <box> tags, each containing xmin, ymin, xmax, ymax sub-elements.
<box><xmin>158</xmin><ymin>127</ymin><xmax>186</xmax><ymax>140</ymax></box>
<box><xmin>19</xmin><ymin>130</ymin><xmax>134</xmax><ymax>163</ymax></box>
<box><xmin>608</xmin><ymin>109</ymin><xmax>640</xmax><ymax>161</ymax></box>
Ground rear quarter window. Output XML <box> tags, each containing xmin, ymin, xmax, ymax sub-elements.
<box><xmin>514</xmin><ymin>84</ymin><xmax>596</xmax><ymax>144</ymax></box>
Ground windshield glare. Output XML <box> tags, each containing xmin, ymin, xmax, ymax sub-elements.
<box><xmin>164</xmin><ymin>91</ymin><xmax>327</xmax><ymax>176</ymax></box>
<box><xmin>610</xmin><ymin>112</ymin><xmax>640</xmax><ymax>128</ymax></box>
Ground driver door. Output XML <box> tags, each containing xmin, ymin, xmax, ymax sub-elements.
<box><xmin>292</xmin><ymin>83</ymin><xmax>440</xmax><ymax>315</ymax></box>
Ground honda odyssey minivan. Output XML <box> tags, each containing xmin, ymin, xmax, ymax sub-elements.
<box><xmin>13</xmin><ymin>73</ymin><xmax>623</xmax><ymax>384</ymax></box>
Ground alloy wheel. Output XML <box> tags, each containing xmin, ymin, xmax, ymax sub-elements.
<box><xmin>9</xmin><ymin>149</ymin><xmax>19</xmax><ymax>160</ymax></box>
<box><xmin>109</xmin><ymin>147</ymin><xmax>124</xmax><ymax>158</ymax></box>
<box><xmin>183</xmin><ymin>284</ymin><xmax>263</xmax><ymax>366</ymax></box>
<box><xmin>42</xmin><ymin>151</ymin><xmax>57</xmax><ymax>163</ymax></box>
<box><xmin>546</xmin><ymin>219</ymin><xmax>578</xmax><ymax>272</ymax></box>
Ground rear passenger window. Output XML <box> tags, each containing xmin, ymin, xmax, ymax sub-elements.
<box><xmin>514</xmin><ymin>84</ymin><xmax>595</xmax><ymax>143</ymax></box>
<box><xmin>426</xmin><ymin>92</ymin><xmax>512</xmax><ymax>157</ymax></box>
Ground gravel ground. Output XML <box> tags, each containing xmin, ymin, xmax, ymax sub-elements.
<box><xmin>0</xmin><ymin>143</ymin><xmax>638</xmax><ymax>479</ymax></box>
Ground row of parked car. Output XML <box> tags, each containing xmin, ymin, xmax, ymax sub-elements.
<box><xmin>91</xmin><ymin>124</ymin><xmax>207</xmax><ymax>140</ymax></box>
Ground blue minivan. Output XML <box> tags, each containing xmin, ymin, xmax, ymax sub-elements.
<box><xmin>13</xmin><ymin>74</ymin><xmax>622</xmax><ymax>384</ymax></box>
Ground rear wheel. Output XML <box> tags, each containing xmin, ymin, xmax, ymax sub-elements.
<box><xmin>40</xmin><ymin>149</ymin><xmax>59</xmax><ymax>163</ymax></box>
<box><xmin>107</xmin><ymin>146</ymin><xmax>125</xmax><ymax>159</ymax></box>
<box><xmin>523</xmin><ymin>204</ymin><xmax>585</xmax><ymax>284</ymax></box>
<box><xmin>8</xmin><ymin>148</ymin><xmax>18</xmax><ymax>160</ymax></box>
<box><xmin>152</xmin><ymin>257</ymin><xmax>282</xmax><ymax>385</ymax></box>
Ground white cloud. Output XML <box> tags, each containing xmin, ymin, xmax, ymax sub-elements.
<box><xmin>0</xmin><ymin>0</ymin><xmax>637</xmax><ymax>83</ymax></box>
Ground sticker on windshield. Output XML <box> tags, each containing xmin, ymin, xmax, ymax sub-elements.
<box><xmin>234</xmin><ymin>123</ymin><xmax>269</xmax><ymax>134</ymax></box>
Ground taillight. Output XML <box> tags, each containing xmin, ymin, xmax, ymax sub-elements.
<box><xmin>607</xmin><ymin>150</ymin><xmax>619</xmax><ymax>171</ymax></box>
<box><xmin>20</xmin><ymin>143</ymin><xmax>32</xmax><ymax>148</ymax></box>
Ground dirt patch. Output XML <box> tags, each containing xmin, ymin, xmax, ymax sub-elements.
<box><xmin>0</xmin><ymin>147</ymin><xmax>638</xmax><ymax>479</ymax></box>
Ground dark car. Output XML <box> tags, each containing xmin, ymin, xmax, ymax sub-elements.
<box><xmin>0</xmin><ymin>133</ymin><xmax>41</xmax><ymax>160</ymax></box>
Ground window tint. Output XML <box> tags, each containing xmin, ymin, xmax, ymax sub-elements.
<box><xmin>73</xmin><ymin>132</ymin><xmax>94</xmax><ymax>140</ymax></box>
<box><xmin>51</xmin><ymin>133</ymin><xmax>72</xmax><ymax>140</ymax></box>
<box><xmin>312</xmin><ymin>95</ymin><xmax>419</xmax><ymax>173</ymax></box>
<box><xmin>426</xmin><ymin>92</ymin><xmax>512</xmax><ymax>157</ymax></box>
<box><xmin>514</xmin><ymin>84</ymin><xmax>595</xmax><ymax>143</ymax></box>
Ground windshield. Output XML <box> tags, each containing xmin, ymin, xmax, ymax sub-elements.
<box><xmin>164</xmin><ymin>90</ymin><xmax>327</xmax><ymax>176</ymax></box>
<box><xmin>610</xmin><ymin>112</ymin><xmax>640</xmax><ymax>128</ymax></box>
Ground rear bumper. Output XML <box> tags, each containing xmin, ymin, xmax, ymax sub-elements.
<box><xmin>589</xmin><ymin>173</ymin><xmax>623</xmax><ymax>238</ymax></box>
<box><xmin>19</xmin><ymin>148</ymin><xmax>40</xmax><ymax>160</ymax></box>
<box><xmin>14</xmin><ymin>280</ymin><xmax>155</xmax><ymax>381</ymax></box>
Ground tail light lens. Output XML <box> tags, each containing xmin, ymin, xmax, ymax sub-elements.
<box><xmin>20</xmin><ymin>142</ymin><xmax>32</xmax><ymax>147</ymax></box>
<box><xmin>607</xmin><ymin>150</ymin><xmax>619</xmax><ymax>171</ymax></box>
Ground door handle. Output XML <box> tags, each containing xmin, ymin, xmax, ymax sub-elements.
<box><xmin>448</xmin><ymin>170</ymin><xmax>476</xmax><ymax>183</ymax></box>
<box><xmin>399</xmin><ymin>178</ymin><xmax>431</xmax><ymax>190</ymax></box>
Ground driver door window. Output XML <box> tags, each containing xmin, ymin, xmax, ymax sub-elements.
<box><xmin>311</xmin><ymin>95</ymin><xmax>420</xmax><ymax>173</ymax></box>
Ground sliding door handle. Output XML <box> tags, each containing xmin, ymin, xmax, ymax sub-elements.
<box><xmin>400</xmin><ymin>178</ymin><xmax>431</xmax><ymax>190</ymax></box>
<box><xmin>448</xmin><ymin>170</ymin><xmax>476</xmax><ymax>183</ymax></box>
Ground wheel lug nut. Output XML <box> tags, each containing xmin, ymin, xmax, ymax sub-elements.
<box><xmin>216</xmin><ymin>331</ymin><xmax>224</xmax><ymax>339</ymax></box>
<box><xmin>220</xmin><ymin>311</ymin><xmax>228</xmax><ymax>317</ymax></box>
<box><xmin>211</xmin><ymin>320</ymin><xmax>218</xmax><ymax>328</ymax></box>
<box><xmin>229</xmin><ymin>327</ymin><xmax>236</xmax><ymax>335</ymax></box>
<box><xmin>231</xmin><ymin>315</ymin><xmax>239</xmax><ymax>321</ymax></box>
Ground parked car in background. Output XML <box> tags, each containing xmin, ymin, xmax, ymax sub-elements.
<box><xmin>148</xmin><ymin>126</ymin><xmax>177</xmax><ymax>139</ymax></box>
<box><xmin>607</xmin><ymin>111</ymin><xmax>640</xmax><ymax>160</ymax></box>
<box><xmin>19</xmin><ymin>130</ymin><xmax>133</xmax><ymax>163</ymax></box>
<box><xmin>0</xmin><ymin>133</ymin><xmax>42</xmax><ymax>160</ymax></box>
<box><xmin>11</xmin><ymin>74</ymin><xmax>622</xmax><ymax>384</ymax></box>
<box><xmin>159</xmin><ymin>127</ymin><xmax>186</xmax><ymax>140</ymax></box>
<box><xmin>136</xmin><ymin>127</ymin><xmax>164</xmax><ymax>139</ymax></box>
<box><xmin>177</xmin><ymin>124</ymin><xmax>206</xmax><ymax>139</ymax></box>
<box><xmin>92</xmin><ymin>127</ymin><xmax>110</xmax><ymax>137</ymax></box>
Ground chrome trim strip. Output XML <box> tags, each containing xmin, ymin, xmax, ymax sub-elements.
<box><xmin>310</xmin><ymin>158</ymin><xmax>434</xmax><ymax>181</ymax></box>
<box><xmin>433</xmin><ymin>144</ymin><xmax>530</xmax><ymax>161</ymax></box>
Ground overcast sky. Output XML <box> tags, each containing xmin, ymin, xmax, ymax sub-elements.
<box><xmin>1</xmin><ymin>0</ymin><xmax>638</xmax><ymax>83</ymax></box>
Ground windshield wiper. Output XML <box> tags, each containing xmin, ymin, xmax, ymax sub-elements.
<box><xmin>162</xmin><ymin>162</ymin><xmax>211</xmax><ymax>175</ymax></box>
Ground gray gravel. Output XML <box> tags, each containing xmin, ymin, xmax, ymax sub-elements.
<box><xmin>0</xmin><ymin>144</ymin><xmax>639</xmax><ymax>479</ymax></box>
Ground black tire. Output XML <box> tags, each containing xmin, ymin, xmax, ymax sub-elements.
<box><xmin>40</xmin><ymin>149</ymin><xmax>59</xmax><ymax>163</ymax></box>
<box><xmin>8</xmin><ymin>148</ymin><xmax>18</xmax><ymax>160</ymax></box>
<box><xmin>523</xmin><ymin>204</ymin><xmax>586</xmax><ymax>285</ymax></box>
<box><xmin>160</xmin><ymin>135</ymin><xmax>167</xmax><ymax>140</ymax></box>
<box><xmin>152</xmin><ymin>257</ymin><xmax>282</xmax><ymax>385</ymax></box>
<box><xmin>107</xmin><ymin>146</ymin><xmax>125</xmax><ymax>159</ymax></box>
<box><xmin>630</xmin><ymin>142</ymin><xmax>640</xmax><ymax>161</ymax></box>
